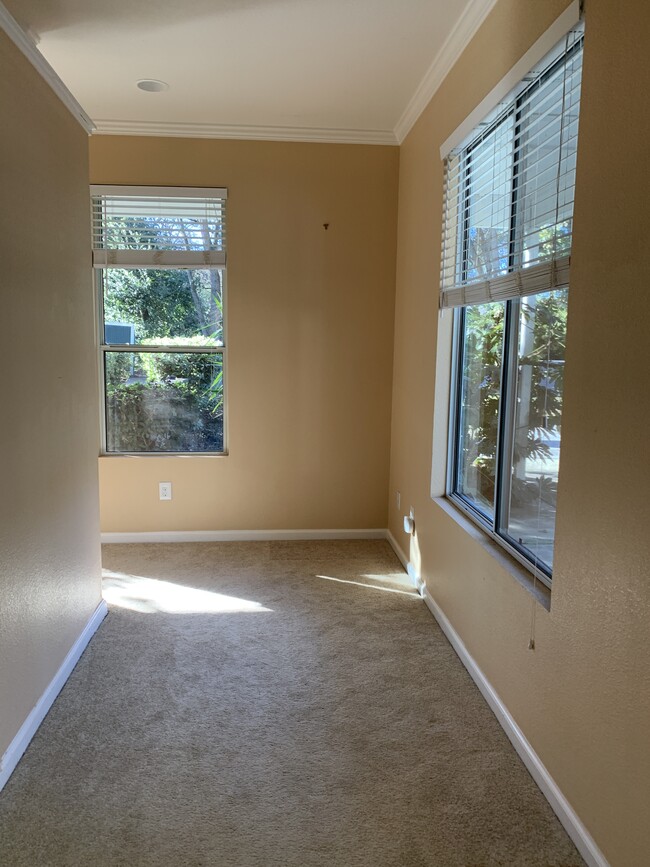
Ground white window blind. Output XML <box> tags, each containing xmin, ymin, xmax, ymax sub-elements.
<box><xmin>90</xmin><ymin>186</ymin><xmax>227</xmax><ymax>269</ymax></box>
<box><xmin>439</xmin><ymin>23</ymin><xmax>583</xmax><ymax>309</ymax></box>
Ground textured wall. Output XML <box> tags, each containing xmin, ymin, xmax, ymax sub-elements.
<box><xmin>0</xmin><ymin>34</ymin><xmax>102</xmax><ymax>757</ymax></box>
<box><xmin>90</xmin><ymin>137</ymin><xmax>399</xmax><ymax>533</ymax></box>
<box><xmin>388</xmin><ymin>1</ymin><xmax>650</xmax><ymax>864</ymax></box>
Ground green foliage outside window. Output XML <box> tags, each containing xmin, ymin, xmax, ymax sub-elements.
<box><xmin>105</xmin><ymin>342</ymin><xmax>223</xmax><ymax>453</ymax></box>
<box><xmin>459</xmin><ymin>221</ymin><xmax>570</xmax><ymax>508</ymax></box>
<box><xmin>460</xmin><ymin>289</ymin><xmax>567</xmax><ymax>508</ymax></box>
<box><xmin>101</xmin><ymin>214</ymin><xmax>225</xmax><ymax>452</ymax></box>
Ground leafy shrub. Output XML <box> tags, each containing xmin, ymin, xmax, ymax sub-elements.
<box><xmin>105</xmin><ymin>336</ymin><xmax>224</xmax><ymax>452</ymax></box>
<box><xmin>105</xmin><ymin>352</ymin><xmax>132</xmax><ymax>386</ymax></box>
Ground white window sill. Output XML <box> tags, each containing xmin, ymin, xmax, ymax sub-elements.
<box><xmin>99</xmin><ymin>452</ymin><xmax>229</xmax><ymax>459</ymax></box>
<box><xmin>432</xmin><ymin>496</ymin><xmax>551</xmax><ymax>611</ymax></box>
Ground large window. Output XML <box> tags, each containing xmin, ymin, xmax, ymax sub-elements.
<box><xmin>92</xmin><ymin>187</ymin><xmax>227</xmax><ymax>454</ymax></box>
<box><xmin>441</xmin><ymin>24</ymin><xmax>583</xmax><ymax>582</ymax></box>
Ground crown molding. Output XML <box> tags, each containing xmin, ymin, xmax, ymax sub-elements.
<box><xmin>0</xmin><ymin>2</ymin><xmax>94</xmax><ymax>133</ymax></box>
<box><xmin>1</xmin><ymin>0</ymin><xmax>498</xmax><ymax>147</ymax></box>
<box><xmin>93</xmin><ymin>118</ymin><xmax>398</xmax><ymax>146</ymax></box>
<box><xmin>394</xmin><ymin>0</ymin><xmax>498</xmax><ymax>144</ymax></box>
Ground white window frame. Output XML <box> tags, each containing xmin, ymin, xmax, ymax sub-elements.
<box><xmin>92</xmin><ymin>185</ymin><xmax>228</xmax><ymax>456</ymax></box>
<box><xmin>447</xmin><ymin>297</ymin><xmax>562</xmax><ymax>586</ymax></box>
<box><xmin>441</xmin><ymin>11</ymin><xmax>584</xmax><ymax>585</ymax></box>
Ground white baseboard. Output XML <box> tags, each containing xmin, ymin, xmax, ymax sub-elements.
<box><xmin>2</xmin><ymin>535</ymin><xmax>606</xmax><ymax>866</ymax></box>
<box><xmin>385</xmin><ymin>529</ymin><xmax>408</xmax><ymax>569</ymax></box>
<box><xmin>407</xmin><ymin>562</ymin><xmax>425</xmax><ymax>595</ymax></box>
<box><xmin>0</xmin><ymin>600</ymin><xmax>108</xmax><ymax>793</ymax></box>
<box><xmin>421</xmin><ymin>586</ymin><xmax>609</xmax><ymax>867</ymax></box>
<box><xmin>384</xmin><ymin>530</ymin><xmax>425</xmax><ymax>594</ymax></box>
<box><xmin>101</xmin><ymin>528</ymin><xmax>387</xmax><ymax>544</ymax></box>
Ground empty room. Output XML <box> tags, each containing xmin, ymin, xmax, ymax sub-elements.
<box><xmin>0</xmin><ymin>1</ymin><xmax>648</xmax><ymax>865</ymax></box>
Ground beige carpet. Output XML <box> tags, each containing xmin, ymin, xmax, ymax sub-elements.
<box><xmin>0</xmin><ymin>540</ymin><xmax>583</xmax><ymax>866</ymax></box>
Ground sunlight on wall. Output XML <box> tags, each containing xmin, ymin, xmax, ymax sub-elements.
<box><xmin>103</xmin><ymin>570</ymin><xmax>273</xmax><ymax>614</ymax></box>
<box><xmin>409</xmin><ymin>531</ymin><xmax>422</xmax><ymax>581</ymax></box>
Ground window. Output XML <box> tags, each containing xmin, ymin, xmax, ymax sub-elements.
<box><xmin>441</xmin><ymin>24</ymin><xmax>583</xmax><ymax>583</ymax></box>
<box><xmin>91</xmin><ymin>186</ymin><xmax>227</xmax><ymax>454</ymax></box>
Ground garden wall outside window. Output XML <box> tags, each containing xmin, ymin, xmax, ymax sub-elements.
<box><xmin>441</xmin><ymin>24</ymin><xmax>583</xmax><ymax>582</ymax></box>
<box><xmin>91</xmin><ymin>187</ymin><xmax>227</xmax><ymax>454</ymax></box>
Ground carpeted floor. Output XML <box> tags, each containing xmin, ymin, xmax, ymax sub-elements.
<box><xmin>0</xmin><ymin>540</ymin><xmax>583</xmax><ymax>866</ymax></box>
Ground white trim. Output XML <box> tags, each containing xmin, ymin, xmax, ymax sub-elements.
<box><xmin>101</xmin><ymin>529</ymin><xmax>387</xmax><ymax>544</ymax></box>
<box><xmin>89</xmin><ymin>185</ymin><xmax>228</xmax><ymax>199</ymax></box>
<box><xmin>0</xmin><ymin>601</ymin><xmax>108</xmax><ymax>793</ymax></box>
<box><xmin>421</xmin><ymin>586</ymin><xmax>609</xmax><ymax>867</ymax></box>
<box><xmin>439</xmin><ymin>0</ymin><xmax>581</xmax><ymax>158</ymax></box>
<box><xmin>441</xmin><ymin>256</ymin><xmax>572</xmax><ymax>309</ymax></box>
<box><xmin>394</xmin><ymin>0</ymin><xmax>498</xmax><ymax>144</ymax></box>
<box><xmin>385</xmin><ymin>529</ymin><xmax>408</xmax><ymax>570</ymax></box>
<box><xmin>92</xmin><ymin>249</ymin><xmax>227</xmax><ymax>269</ymax></box>
<box><xmin>406</xmin><ymin>562</ymin><xmax>425</xmax><ymax>595</ymax></box>
<box><xmin>92</xmin><ymin>119</ymin><xmax>398</xmax><ymax>147</ymax></box>
<box><xmin>0</xmin><ymin>2</ymin><xmax>94</xmax><ymax>134</ymax></box>
<box><xmin>384</xmin><ymin>530</ymin><xmax>425</xmax><ymax>594</ymax></box>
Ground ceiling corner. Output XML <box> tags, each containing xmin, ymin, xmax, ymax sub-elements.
<box><xmin>0</xmin><ymin>1</ymin><xmax>94</xmax><ymax>133</ymax></box>
<box><xmin>393</xmin><ymin>0</ymin><xmax>498</xmax><ymax>144</ymax></box>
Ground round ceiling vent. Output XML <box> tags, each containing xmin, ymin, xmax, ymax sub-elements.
<box><xmin>136</xmin><ymin>79</ymin><xmax>169</xmax><ymax>93</ymax></box>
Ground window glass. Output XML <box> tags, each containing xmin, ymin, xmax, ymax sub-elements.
<box><xmin>103</xmin><ymin>269</ymin><xmax>223</xmax><ymax>346</ymax></box>
<box><xmin>93</xmin><ymin>187</ymin><xmax>227</xmax><ymax>455</ymax></box>
<box><xmin>444</xmin><ymin>28</ymin><xmax>583</xmax><ymax>582</ymax></box>
<box><xmin>456</xmin><ymin>302</ymin><xmax>505</xmax><ymax>519</ymax></box>
<box><xmin>105</xmin><ymin>352</ymin><xmax>223</xmax><ymax>453</ymax></box>
<box><xmin>465</xmin><ymin>116</ymin><xmax>514</xmax><ymax>282</ymax></box>
<box><xmin>95</xmin><ymin>198</ymin><xmax>225</xmax><ymax>253</ymax></box>
<box><xmin>517</xmin><ymin>53</ymin><xmax>582</xmax><ymax>267</ymax></box>
<box><xmin>503</xmin><ymin>289</ymin><xmax>567</xmax><ymax>570</ymax></box>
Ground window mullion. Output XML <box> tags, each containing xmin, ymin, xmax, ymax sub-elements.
<box><xmin>448</xmin><ymin>151</ymin><xmax>470</xmax><ymax>499</ymax></box>
<box><xmin>447</xmin><ymin>307</ymin><xmax>465</xmax><ymax>497</ymax></box>
<box><xmin>494</xmin><ymin>99</ymin><xmax>524</xmax><ymax>535</ymax></box>
<box><xmin>97</xmin><ymin>271</ymin><xmax>108</xmax><ymax>454</ymax></box>
<box><xmin>495</xmin><ymin>298</ymin><xmax>520</xmax><ymax>535</ymax></box>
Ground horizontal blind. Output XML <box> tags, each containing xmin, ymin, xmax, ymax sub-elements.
<box><xmin>90</xmin><ymin>186</ymin><xmax>227</xmax><ymax>269</ymax></box>
<box><xmin>440</xmin><ymin>23</ymin><xmax>583</xmax><ymax>309</ymax></box>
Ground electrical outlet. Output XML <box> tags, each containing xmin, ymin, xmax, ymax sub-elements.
<box><xmin>396</xmin><ymin>490</ymin><xmax>401</xmax><ymax>509</ymax></box>
<box><xmin>159</xmin><ymin>482</ymin><xmax>172</xmax><ymax>501</ymax></box>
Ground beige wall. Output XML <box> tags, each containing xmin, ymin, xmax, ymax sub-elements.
<box><xmin>90</xmin><ymin>137</ymin><xmax>398</xmax><ymax>532</ymax></box>
<box><xmin>388</xmin><ymin>1</ymin><xmax>650</xmax><ymax>864</ymax></box>
<box><xmin>0</xmin><ymin>35</ymin><xmax>102</xmax><ymax>758</ymax></box>
<box><xmin>6</xmin><ymin>0</ymin><xmax>645</xmax><ymax>857</ymax></box>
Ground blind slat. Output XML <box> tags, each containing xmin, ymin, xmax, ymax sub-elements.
<box><xmin>440</xmin><ymin>256</ymin><xmax>571</xmax><ymax>308</ymax></box>
<box><xmin>92</xmin><ymin>249</ymin><xmax>227</xmax><ymax>269</ymax></box>
<box><xmin>440</xmin><ymin>24</ymin><xmax>583</xmax><ymax>310</ymax></box>
<box><xmin>90</xmin><ymin>188</ymin><xmax>228</xmax><ymax>266</ymax></box>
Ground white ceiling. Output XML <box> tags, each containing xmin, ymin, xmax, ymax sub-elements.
<box><xmin>4</xmin><ymin>0</ymin><xmax>496</xmax><ymax>143</ymax></box>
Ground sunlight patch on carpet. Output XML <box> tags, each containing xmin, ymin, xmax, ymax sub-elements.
<box><xmin>103</xmin><ymin>570</ymin><xmax>273</xmax><ymax>614</ymax></box>
<box><xmin>316</xmin><ymin>574</ymin><xmax>418</xmax><ymax>596</ymax></box>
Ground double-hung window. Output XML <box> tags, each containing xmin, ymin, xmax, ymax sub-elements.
<box><xmin>92</xmin><ymin>186</ymin><xmax>227</xmax><ymax>454</ymax></box>
<box><xmin>441</xmin><ymin>23</ymin><xmax>583</xmax><ymax>583</ymax></box>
